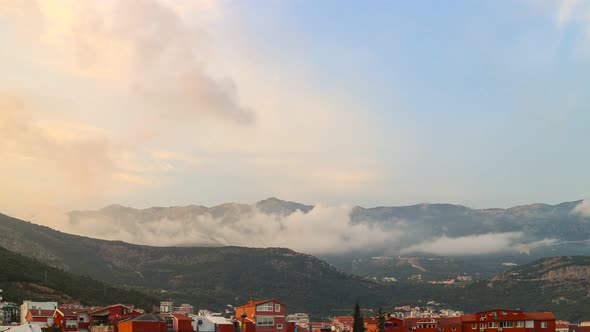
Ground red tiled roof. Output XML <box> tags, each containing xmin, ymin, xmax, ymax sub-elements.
<box><xmin>59</xmin><ymin>309</ymin><xmax>88</xmax><ymax>316</ymax></box>
<box><xmin>525</xmin><ymin>313</ymin><xmax>555</xmax><ymax>320</ymax></box>
<box><xmin>403</xmin><ymin>318</ymin><xmax>420</xmax><ymax>328</ymax></box>
<box><xmin>461</xmin><ymin>315</ymin><xmax>476</xmax><ymax>322</ymax></box>
<box><xmin>171</xmin><ymin>314</ymin><xmax>191</xmax><ymax>321</ymax></box>
<box><xmin>238</xmin><ymin>299</ymin><xmax>285</xmax><ymax>307</ymax></box>
<box><xmin>29</xmin><ymin>310</ymin><xmax>54</xmax><ymax>317</ymax></box>
<box><xmin>437</xmin><ymin>318</ymin><xmax>462</xmax><ymax>327</ymax></box>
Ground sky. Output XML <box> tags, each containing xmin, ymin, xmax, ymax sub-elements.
<box><xmin>1</xmin><ymin>0</ymin><xmax>590</xmax><ymax>226</ymax></box>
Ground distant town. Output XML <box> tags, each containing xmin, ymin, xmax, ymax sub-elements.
<box><xmin>1</xmin><ymin>288</ymin><xmax>589</xmax><ymax>332</ymax></box>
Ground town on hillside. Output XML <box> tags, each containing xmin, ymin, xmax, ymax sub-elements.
<box><xmin>1</xmin><ymin>291</ymin><xmax>589</xmax><ymax>332</ymax></box>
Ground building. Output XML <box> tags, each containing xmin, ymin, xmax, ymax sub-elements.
<box><xmin>25</xmin><ymin>309</ymin><xmax>55</xmax><ymax>326</ymax></box>
<box><xmin>462</xmin><ymin>310</ymin><xmax>556</xmax><ymax>332</ymax></box>
<box><xmin>118</xmin><ymin>314</ymin><xmax>167</xmax><ymax>332</ymax></box>
<box><xmin>190</xmin><ymin>315</ymin><xmax>235</xmax><ymax>332</ymax></box>
<box><xmin>235</xmin><ymin>299</ymin><xmax>286</xmax><ymax>332</ymax></box>
<box><xmin>286</xmin><ymin>314</ymin><xmax>309</xmax><ymax>326</ymax></box>
<box><xmin>54</xmin><ymin>308</ymin><xmax>91</xmax><ymax>332</ymax></box>
<box><xmin>162</xmin><ymin>314</ymin><xmax>192</xmax><ymax>332</ymax></box>
<box><xmin>90</xmin><ymin>304</ymin><xmax>143</xmax><ymax>332</ymax></box>
<box><xmin>20</xmin><ymin>302</ymin><xmax>57</xmax><ymax>324</ymax></box>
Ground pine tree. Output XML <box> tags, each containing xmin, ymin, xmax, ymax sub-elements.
<box><xmin>353</xmin><ymin>301</ymin><xmax>365</xmax><ymax>332</ymax></box>
<box><xmin>377</xmin><ymin>308</ymin><xmax>386</xmax><ymax>332</ymax></box>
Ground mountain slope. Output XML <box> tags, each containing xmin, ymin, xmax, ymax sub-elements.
<box><xmin>0</xmin><ymin>213</ymin><xmax>385</xmax><ymax>317</ymax></box>
<box><xmin>0</xmin><ymin>245</ymin><xmax>157</xmax><ymax>309</ymax></box>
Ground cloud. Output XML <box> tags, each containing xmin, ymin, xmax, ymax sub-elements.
<box><xmin>0</xmin><ymin>93</ymin><xmax>116</xmax><ymax>195</ymax></box>
<box><xmin>67</xmin><ymin>205</ymin><xmax>401</xmax><ymax>255</ymax></box>
<box><xmin>557</xmin><ymin>0</ymin><xmax>579</xmax><ymax>26</ymax></box>
<box><xmin>401</xmin><ymin>232</ymin><xmax>557</xmax><ymax>256</ymax></box>
<box><xmin>573</xmin><ymin>199</ymin><xmax>590</xmax><ymax>217</ymax></box>
<box><xmin>0</xmin><ymin>0</ymin><xmax>254</xmax><ymax>124</ymax></box>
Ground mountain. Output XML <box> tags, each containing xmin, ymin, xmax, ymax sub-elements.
<box><xmin>3</xmin><ymin>212</ymin><xmax>590</xmax><ymax>321</ymax></box>
<box><xmin>0</xmin><ymin>245</ymin><xmax>157</xmax><ymax>309</ymax></box>
<box><xmin>66</xmin><ymin>198</ymin><xmax>590</xmax><ymax>254</ymax></box>
<box><xmin>0</xmin><ymin>213</ymin><xmax>385</xmax><ymax>318</ymax></box>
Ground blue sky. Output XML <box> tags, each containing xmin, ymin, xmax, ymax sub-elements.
<box><xmin>0</xmin><ymin>0</ymin><xmax>589</xmax><ymax>222</ymax></box>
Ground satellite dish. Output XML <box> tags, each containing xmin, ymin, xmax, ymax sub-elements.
<box><xmin>331</xmin><ymin>327</ymin><xmax>336</xmax><ymax>331</ymax></box>
<box><xmin>198</xmin><ymin>320</ymin><xmax>203</xmax><ymax>325</ymax></box>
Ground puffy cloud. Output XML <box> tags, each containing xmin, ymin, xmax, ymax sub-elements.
<box><xmin>401</xmin><ymin>232</ymin><xmax>557</xmax><ymax>256</ymax></box>
<box><xmin>573</xmin><ymin>199</ymin><xmax>590</xmax><ymax>217</ymax></box>
<box><xmin>66</xmin><ymin>205</ymin><xmax>401</xmax><ymax>255</ymax></box>
<box><xmin>0</xmin><ymin>0</ymin><xmax>254</xmax><ymax>124</ymax></box>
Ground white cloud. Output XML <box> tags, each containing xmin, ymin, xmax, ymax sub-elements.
<box><xmin>400</xmin><ymin>232</ymin><xmax>556</xmax><ymax>256</ymax></box>
<box><xmin>573</xmin><ymin>199</ymin><xmax>590</xmax><ymax>217</ymax></box>
<box><xmin>66</xmin><ymin>205</ymin><xmax>401</xmax><ymax>255</ymax></box>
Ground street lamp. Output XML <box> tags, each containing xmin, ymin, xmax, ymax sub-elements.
<box><xmin>241</xmin><ymin>311</ymin><xmax>247</xmax><ymax>332</ymax></box>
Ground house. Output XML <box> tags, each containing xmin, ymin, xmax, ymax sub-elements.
<box><xmin>21</xmin><ymin>302</ymin><xmax>57</xmax><ymax>324</ymax></box>
<box><xmin>161</xmin><ymin>314</ymin><xmax>192</xmax><ymax>332</ymax></box>
<box><xmin>54</xmin><ymin>308</ymin><xmax>91</xmax><ymax>332</ymax></box>
<box><xmin>118</xmin><ymin>314</ymin><xmax>167</xmax><ymax>332</ymax></box>
<box><xmin>234</xmin><ymin>299</ymin><xmax>286</xmax><ymax>332</ymax></box>
<box><xmin>90</xmin><ymin>305</ymin><xmax>143</xmax><ymax>332</ymax></box>
<box><xmin>25</xmin><ymin>309</ymin><xmax>54</xmax><ymax>326</ymax></box>
<box><xmin>461</xmin><ymin>310</ymin><xmax>555</xmax><ymax>332</ymax></box>
<box><xmin>309</xmin><ymin>322</ymin><xmax>332</xmax><ymax>332</ymax></box>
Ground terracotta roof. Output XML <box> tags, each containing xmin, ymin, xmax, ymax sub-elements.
<box><xmin>437</xmin><ymin>318</ymin><xmax>462</xmax><ymax>327</ymax></box>
<box><xmin>461</xmin><ymin>315</ymin><xmax>476</xmax><ymax>322</ymax></box>
<box><xmin>127</xmin><ymin>313</ymin><xmax>165</xmax><ymax>322</ymax></box>
<box><xmin>28</xmin><ymin>310</ymin><xmax>54</xmax><ymax>317</ymax></box>
<box><xmin>403</xmin><ymin>318</ymin><xmax>420</xmax><ymax>327</ymax></box>
<box><xmin>525</xmin><ymin>312</ymin><xmax>555</xmax><ymax>320</ymax></box>
<box><xmin>238</xmin><ymin>299</ymin><xmax>285</xmax><ymax>307</ymax></box>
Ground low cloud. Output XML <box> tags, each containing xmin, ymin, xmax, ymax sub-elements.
<box><xmin>400</xmin><ymin>232</ymin><xmax>557</xmax><ymax>256</ymax></box>
<box><xmin>573</xmin><ymin>199</ymin><xmax>590</xmax><ymax>217</ymax></box>
<box><xmin>67</xmin><ymin>205</ymin><xmax>400</xmax><ymax>255</ymax></box>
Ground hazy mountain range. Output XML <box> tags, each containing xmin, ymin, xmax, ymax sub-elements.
<box><xmin>66</xmin><ymin>197</ymin><xmax>590</xmax><ymax>258</ymax></box>
<box><xmin>3</xmin><ymin>212</ymin><xmax>590</xmax><ymax>321</ymax></box>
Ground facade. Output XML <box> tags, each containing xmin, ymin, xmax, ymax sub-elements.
<box><xmin>235</xmin><ymin>300</ymin><xmax>286</xmax><ymax>332</ymax></box>
<box><xmin>462</xmin><ymin>310</ymin><xmax>556</xmax><ymax>332</ymax></box>
<box><xmin>190</xmin><ymin>315</ymin><xmax>235</xmax><ymax>332</ymax></box>
<box><xmin>54</xmin><ymin>308</ymin><xmax>91</xmax><ymax>332</ymax></box>
<box><xmin>25</xmin><ymin>309</ymin><xmax>55</xmax><ymax>326</ymax></box>
<box><xmin>162</xmin><ymin>314</ymin><xmax>192</xmax><ymax>332</ymax></box>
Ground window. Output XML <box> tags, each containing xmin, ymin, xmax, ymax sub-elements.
<box><xmin>257</xmin><ymin>317</ymin><xmax>274</xmax><ymax>326</ymax></box>
<box><xmin>541</xmin><ymin>323</ymin><xmax>547</xmax><ymax>329</ymax></box>
<box><xmin>278</xmin><ymin>325</ymin><xmax>284</xmax><ymax>329</ymax></box>
<box><xmin>488</xmin><ymin>322</ymin><xmax>498</xmax><ymax>328</ymax></box>
<box><xmin>275</xmin><ymin>304</ymin><xmax>281</xmax><ymax>312</ymax></box>
<box><xmin>439</xmin><ymin>328</ymin><xmax>444</xmax><ymax>331</ymax></box>
<box><xmin>452</xmin><ymin>328</ymin><xmax>457</xmax><ymax>331</ymax></box>
<box><xmin>257</xmin><ymin>303</ymin><xmax>274</xmax><ymax>312</ymax></box>
<box><xmin>500</xmin><ymin>322</ymin><xmax>514</xmax><ymax>328</ymax></box>
<box><xmin>525</xmin><ymin>321</ymin><xmax>534</xmax><ymax>328</ymax></box>
<box><xmin>472</xmin><ymin>324</ymin><xmax>477</xmax><ymax>329</ymax></box>
<box><xmin>516</xmin><ymin>322</ymin><xmax>524</xmax><ymax>328</ymax></box>
<box><xmin>481</xmin><ymin>323</ymin><xmax>486</xmax><ymax>329</ymax></box>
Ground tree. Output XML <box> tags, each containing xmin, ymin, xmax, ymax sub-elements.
<box><xmin>377</xmin><ymin>308</ymin><xmax>386</xmax><ymax>332</ymax></box>
<box><xmin>353</xmin><ymin>301</ymin><xmax>364</xmax><ymax>332</ymax></box>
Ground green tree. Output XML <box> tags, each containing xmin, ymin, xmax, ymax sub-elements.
<box><xmin>377</xmin><ymin>308</ymin><xmax>386</xmax><ymax>332</ymax></box>
<box><xmin>353</xmin><ymin>301</ymin><xmax>364</xmax><ymax>332</ymax></box>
